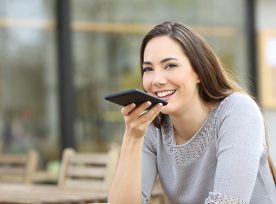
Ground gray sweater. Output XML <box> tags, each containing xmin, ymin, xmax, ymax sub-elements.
<box><xmin>142</xmin><ymin>93</ymin><xmax>276</xmax><ymax>204</ymax></box>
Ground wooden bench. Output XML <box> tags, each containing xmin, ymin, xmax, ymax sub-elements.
<box><xmin>0</xmin><ymin>150</ymin><xmax>38</xmax><ymax>184</ymax></box>
<box><xmin>58</xmin><ymin>144</ymin><xmax>120</xmax><ymax>202</ymax></box>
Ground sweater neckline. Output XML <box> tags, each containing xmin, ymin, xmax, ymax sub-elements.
<box><xmin>160</xmin><ymin>94</ymin><xmax>235</xmax><ymax>163</ymax></box>
<box><xmin>171</xmin><ymin>104</ymin><xmax>218</xmax><ymax>147</ymax></box>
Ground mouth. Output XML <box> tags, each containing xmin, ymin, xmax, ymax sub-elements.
<box><xmin>155</xmin><ymin>90</ymin><xmax>176</xmax><ymax>99</ymax></box>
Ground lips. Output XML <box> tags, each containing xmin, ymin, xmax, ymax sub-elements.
<box><xmin>156</xmin><ymin>90</ymin><xmax>176</xmax><ymax>98</ymax></box>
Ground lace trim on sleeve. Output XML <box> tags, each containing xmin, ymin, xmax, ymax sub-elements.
<box><xmin>204</xmin><ymin>192</ymin><xmax>248</xmax><ymax>204</ymax></box>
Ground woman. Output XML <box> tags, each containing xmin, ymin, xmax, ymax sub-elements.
<box><xmin>109</xmin><ymin>22</ymin><xmax>276</xmax><ymax>204</ymax></box>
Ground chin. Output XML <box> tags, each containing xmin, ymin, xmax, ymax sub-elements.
<box><xmin>160</xmin><ymin>106</ymin><xmax>171</xmax><ymax>115</ymax></box>
<box><xmin>161</xmin><ymin>102</ymin><xmax>180</xmax><ymax>115</ymax></box>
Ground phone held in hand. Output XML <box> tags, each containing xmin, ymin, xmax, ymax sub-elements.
<box><xmin>104</xmin><ymin>89</ymin><xmax>168</xmax><ymax>109</ymax></box>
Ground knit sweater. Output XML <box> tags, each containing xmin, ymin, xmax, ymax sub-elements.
<box><xmin>142</xmin><ymin>93</ymin><xmax>276</xmax><ymax>204</ymax></box>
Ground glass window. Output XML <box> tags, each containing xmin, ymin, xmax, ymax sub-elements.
<box><xmin>0</xmin><ymin>0</ymin><xmax>58</xmax><ymax>164</ymax></box>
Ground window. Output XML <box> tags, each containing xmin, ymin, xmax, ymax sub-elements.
<box><xmin>0</xmin><ymin>0</ymin><xmax>59</xmax><ymax>163</ymax></box>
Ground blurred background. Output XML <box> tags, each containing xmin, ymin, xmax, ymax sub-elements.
<box><xmin>0</xmin><ymin>0</ymin><xmax>275</xmax><ymax>172</ymax></box>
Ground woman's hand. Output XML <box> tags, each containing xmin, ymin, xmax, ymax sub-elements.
<box><xmin>109</xmin><ymin>101</ymin><xmax>162</xmax><ymax>204</ymax></box>
<box><xmin>121</xmin><ymin>101</ymin><xmax>163</xmax><ymax>138</ymax></box>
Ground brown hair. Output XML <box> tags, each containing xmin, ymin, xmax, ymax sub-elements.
<box><xmin>140</xmin><ymin>21</ymin><xmax>275</xmax><ymax>184</ymax></box>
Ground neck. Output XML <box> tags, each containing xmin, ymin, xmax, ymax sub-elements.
<box><xmin>170</xmin><ymin>99</ymin><xmax>212</xmax><ymax>145</ymax></box>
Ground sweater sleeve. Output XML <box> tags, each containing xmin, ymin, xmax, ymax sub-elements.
<box><xmin>142</xmin><ymin>125</ymin><xmax>158</xmax><ymax>204</ymax></box>
<box><xmin>205</xmin><ymin>93</ymin><xmax>265</xmax><ymax>203</ymax></box>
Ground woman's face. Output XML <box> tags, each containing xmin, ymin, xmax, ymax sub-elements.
<box><xmin>142</xmin><ymin>36</ymin><xmax>200</xmax><ymax>115</ymax></box>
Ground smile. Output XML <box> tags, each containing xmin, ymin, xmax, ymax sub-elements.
<box><xmin>156</xmin><ymin>90</ymin><xmax>176</xmax><ymax>98</ymax></box>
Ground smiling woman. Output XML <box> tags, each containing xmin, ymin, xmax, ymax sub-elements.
<box><xmin>108</xmin><ymin>22</ymin><xmax>276</xmax><ymax>204</ymax></box>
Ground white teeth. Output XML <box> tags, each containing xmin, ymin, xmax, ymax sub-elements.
<box><xmin>156</xmin><ymin>90</ymin><xmax>175</xmax><ymax>98</ymax></box>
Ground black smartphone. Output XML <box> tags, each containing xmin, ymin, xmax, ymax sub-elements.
<box><xmin>104</xmin><ymin>89</ymin><xmax>168</xmax><ymax>109</ymax></box>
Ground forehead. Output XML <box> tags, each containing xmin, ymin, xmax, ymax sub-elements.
<box><xmin>143</xmin><ymin>36</ymin><xmax>185</xmax><ymax>61</ymax></box>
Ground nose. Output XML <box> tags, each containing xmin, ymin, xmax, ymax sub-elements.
<box><xmin>151</xmin><ymin>70</ymin><xmax>167</xmax><ymax>86</ymax></box>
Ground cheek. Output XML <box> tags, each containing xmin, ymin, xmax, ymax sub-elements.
<box><xmin>142</xmin><ymin>75</ymin><xmax>152</xmax><ymax>91</ymax></box>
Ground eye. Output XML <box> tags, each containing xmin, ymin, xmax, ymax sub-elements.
<box><xmin>165</xmin><ymin>63</ymin><xmax>177</xmax><ymax>69</ymax></box>
<box><xmin>142</xmin><ymin>67</ymin><xmax>153</xmax><ymax>73</ymax></box>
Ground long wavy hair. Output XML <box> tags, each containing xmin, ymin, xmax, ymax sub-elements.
<box><xmin>139</xmin><ymin>21</ymin><xmax>275</xmax><ymax>184</ymax></box>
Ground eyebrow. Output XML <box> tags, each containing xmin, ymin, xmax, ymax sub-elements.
<box><xmin>143</xmin><ymin>57</ymin><xmax>179</xmax><ymax>65</ymax></box>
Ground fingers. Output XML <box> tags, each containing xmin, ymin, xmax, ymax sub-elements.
<box><xmin>122</xmin><ymin>101</ymin><xmax>163</xmax><ymax>123</ymax></box>
<box><xmin>142</xmin><ymin>103</ymin><xmax>163</xmax><ymax>122</ymax></box>
<box><xmin>121</xmin><ymin>101</ymin><xmax>151</xmax><ymax>117</ymax></box>
<box><xmin>121</xmin><ymin>103</ymin><xmax>136</xmax><ymax>116</ymax></box>
<box><xmin>130</xmin><ymin>101</ymin><xmax>152</xmax><ymax>117</ymax></box>
<box><xmin>122</xmin><ymin>102</ymin><xmax>163</xmax><ymax>138</ymax></box>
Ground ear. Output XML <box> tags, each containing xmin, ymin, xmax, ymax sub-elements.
<box><xmin>192</xmin><ymin>68</ymin><xmax>200</xmax><ymax>83</ymax></box>
<box><xmin>195</xmin><ymin>74</ymin><xmax>200</xmax><ymax>83</ymax></box>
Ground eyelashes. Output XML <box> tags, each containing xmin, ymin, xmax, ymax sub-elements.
<box><xmin>142</xmin><ymin>67</ymin><xmax>153</xmax><ymax>73</ymax></box>
<box><xmin>143</xmin><ymin>64</ymin><xmax>177</xmax><ymax>72</ymax></box>
<box><xmin>142</xmin><ymin>61</ymin><xmax>179</xmax><ymax>74</ymax></box>
<box><xmin>165</xmin><ymin>63</ymin><xmax>177</xmax><ymax>69</ymax></box>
